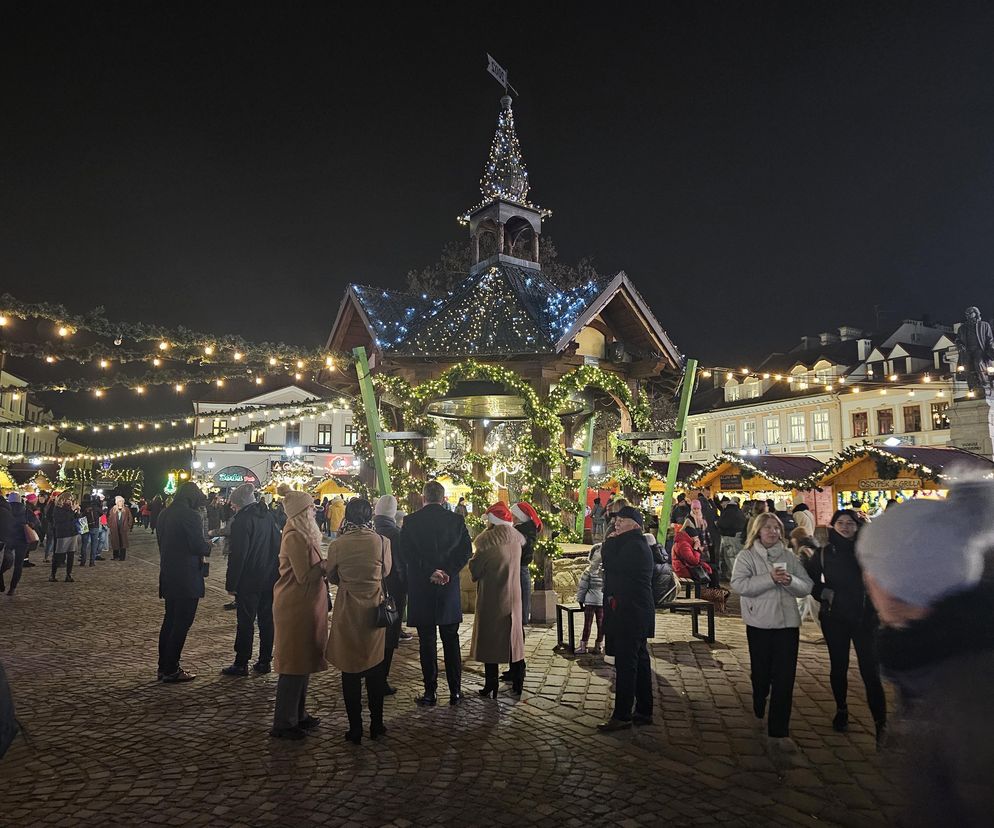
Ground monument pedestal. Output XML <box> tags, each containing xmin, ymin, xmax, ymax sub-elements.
<box><xmin>948</xmin><ymin>397</ymin><xmax>994</xmax><ymax>459</ymax></box>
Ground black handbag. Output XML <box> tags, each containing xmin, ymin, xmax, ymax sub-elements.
<box><xmin>374</xmin><ymin>537</ymin><xmax>399</xmax><ymax>628</ymax></box>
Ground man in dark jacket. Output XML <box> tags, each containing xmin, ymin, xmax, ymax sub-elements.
<box><xmin>156</xmin><ymin>482</ymin><xmax>211</xmax><ymax>683</ymax></box>
<box><xmin>401</xmin><ymin>480</ymin><xmax>472</xmax><ymax>707</ymax></box>
<box><xmin>599</xmin><ymin>506</ymin><xmax>655</xmax><ymax>731</ymax></box>
<box><xmin>221</xmin><ymin>484</ymin><xmax>279</xmax><ymax>677</ymax></box>
<box><xmin>716</xmin><ymin>497</ymin><xmax>748</xmax><ymax>582</ymax></box>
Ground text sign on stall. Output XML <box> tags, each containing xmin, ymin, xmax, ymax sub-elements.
<box><xmin>213</xmin><ymin>466</ymin><xmax>260</xmax><ymax>487</ymax></box>
<box><xmin>858</xmin><ymin>478</ymin><xmax>923</xmax><ymax>490</ymax></box>
<box><xmin>719</xmin><ymin>474</ymin><xmax>743</xmax><ymax>491</ymax></box>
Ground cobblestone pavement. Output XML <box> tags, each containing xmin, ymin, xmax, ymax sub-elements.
<box><xmin>0</xmin><ymin>530</ymin><xmax>902</xmax><ymax>827</ymax></box>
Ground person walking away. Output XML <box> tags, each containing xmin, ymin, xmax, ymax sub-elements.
<box><xmin>510</xmin><ymin>501</ymin><xmax>541</xmax><ymax>626</ymax></box>
<box><xmin>716</xmin><ymin>496</ymin><xmax>747</xmax><ymax>582</ymax></box>
<box><xmin>149</xmin><ymin>495</ymin><xmax>164</xmax><ymax>535</ymax></box>
<box><xmin>856</xmin><ymin>477</ymin><xmax>994</xmax><ymax>826</ymax></box>
<box><xmin>327</xmin><ymin>495</ymin><xmax>345</xmax><ymax>540</ymax></box>
<box><xmin>50</xmin><ymin>492</ymin><xmax>81</xmax><ymax>583</ymax></box>
<box><xmin>156</xmin><ymin>483</ymin><xmax>211</xmax><ymax>683</ymax></box>
<box><xmin>221</xmin><ymin>484</ymin><xmax>280</xmax><ymax>677</ymax></box>
<box><xmin>21</xmin><ymin>493</ymin><xmax>40</xmax><ymax>568</ymax></box>
<box><xmin>325</xmin><ymin>497</ymin><xmax>391</xmax><ymax>744</ymax></box>
<box><xmin>401</xmin><ymin>480</ymin><xmax>472</xmax><ymax>707</ymax></box>
<box><xmin>108</xmin><ymin>496</ymin><xmax>134</xmax><ymax>561</ymax></box>
<box><xmin>0</xmin><ymin>496</ymin><xmax>13</xmax><ymax>593</ymax></box>
<box><xmin>1</xmin><ymin>494</ymin><xmax>39</xmax><ymax>596</ymax></box>
<box><xmin>597</xmin><ymin>506</ymin><xmax>655</xmax><ymax>731</ymax></box>
<box><xmin>471</xmin><ymin>504</ymin><xmax>526</xmax><ymax>698</ymax></box>
<box><xmin>731</xmin><ymin>512</ymin><xmax>812</xmax><ymax>761</ymax></box>
<box><xmin>647</xmin><ymin>533</ymin><xmax>676</xmax><ymax>606</ymax></box>
<box><xmin>270</xmin><ymin>491</ymin><xmax>328</xmax><ymax>740</ymax></box>
<box><xmin>140</xmin><ymin>500</ymin><xmax>151</xmax><ymax>530</ymax></box>
<box><xmin>791</xmin><ymin>503</ymin><xmax>815</xmax><ymax>536</ymax></box>
<box><xmin>575</xmin><ymin>544</ymin><xmax>604</xmax><ymax>655</ymax></box>
<box><xmin>372</xmin><ymin>495</ymin><xmax>405</xmax><ymax>695</ymax></box>
<box><xmin>803</xmin><ymin>509</ymin><xmax>886</xmax><ymax>741</ymax></box>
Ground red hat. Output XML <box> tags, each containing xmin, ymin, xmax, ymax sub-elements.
<box><xmin>511</xmin><ymin>501</ymin><xmax>542</xmax><ymax>531</ymax></box>
<box><xmin>485</xmin><ymin>502</ymin><xmax>515</xmax><ymax>527</ymax></box>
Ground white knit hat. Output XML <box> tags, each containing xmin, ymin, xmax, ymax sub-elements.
<box><xmin>374</xmin><ymin>494</ymin><xmax>398</xmax><ymax>517</ymax></box>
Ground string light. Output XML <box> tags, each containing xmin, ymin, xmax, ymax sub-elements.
<box><xmin>152</xmin><ymin>358</ymin><xmax>161</xmax><ymax>367</ymax></box>
<box><xmin>57</xmin><ymin>326</ymin><xmax>69</xmax><ymax>337</ymax></box>
<box><xmin>233</xmin><ymin>351</ymin><xmax>242</xmax><ymax>361</ymax></box>
<box><xmin>135</xmin><ymin>386</ymin><xmax>145</xmax><ymax>394</ymax></box>
<box><xmin>99</xmin><ymin>359</ymin><xmax>108</xmax><ymax>368</ymax></box>
<box><xmin>94</xmin><ymin>389</ymin><xmax>103</xmax><ymax>397</ymax></box>
<box><xmin>174</xmin><ymin>383</ymin><xmax>184</xmax><ymax>392</ymax></box>
<box><xmin>159</xmin><ymin>341</ymin><xmax>169</xmax><ymax>351</ymax></box>
<box><xmin>269</xmin><ymin>357</ymin><xmax>277</xmax><ymax>366</ymax></box>
<box><xmin>45</xmin><ymin>356</ymin><xmax>55</xmax><ymax>363</ymax></box>
<box><xmin>204</xmin><ymin>345</ymin><xmax>214</xmax><ymax>356</ymax></box>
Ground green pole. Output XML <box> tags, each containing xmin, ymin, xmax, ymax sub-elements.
<box><xmin>574</xmin><ymin>414</ymin><xmax>596</xmax><ymax>538</ymax></box>
<box><xmin>657</xmin><ymin>358</ymin><xmax>697</xmax><ymax>543</ymax></box>
<box><xmin>352</xmin><ymin>346</ymin><xmax>392</xmax><ymax>497</ymax></box>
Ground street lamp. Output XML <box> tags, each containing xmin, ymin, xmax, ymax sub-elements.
<box><xmin>207</xmin><ymin>458</ymin><xmax>216</xmax><ymax>470</ymax></box>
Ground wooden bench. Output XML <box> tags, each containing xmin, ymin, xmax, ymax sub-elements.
<box><xmin>657</xmin><ymin>598</ymin><xmax>715</xmax><ymax>643</ymax></box>
<box><xmin>555</xmin><ymin>603</ymin><xmax>585</xmax><ymax>653</ymax></box>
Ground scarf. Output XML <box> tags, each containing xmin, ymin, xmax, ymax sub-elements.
<box><xmin>340</xmin><ymin>518</ymin><xmax>373</xmax><ymax>535</ymax></box>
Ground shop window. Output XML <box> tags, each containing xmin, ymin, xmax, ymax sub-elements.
<box><xmin>248</xmin><ymin>427</ymin><xmax>266</xmax><ymax>444</ymax></box>
<box><xmin>789</xmin><ymin>413</ymin><xmax>806</xmax><ymax>443</ymax></box>
<box><xmin>813</xmin><ymin>411</ymin><xmax>830</xmax><ymax>441</ymax></box>
<box><xmin>931</xmin><ymin>401</ymin><xmax>950</xmax><ymax>430</ymax></box>
<box><xmin>344</xmin><ymin>424</ymin><xmax>358</xmax><ymax>447</ymax></box>
<box><xmin>743</xmin><ymin>420</ymin><xmax>756</xmax><ymax>448</ymax></box>
<box><xmin>852</xmin><ymin>412</ymin><xmax>868</xmax><ymax>438</ymax></box>
<box><xmin>211</xmin><ymin>418</ymin><xmax>228</xmax><ymax>442</ymax></box>
<box><xmin>317</xmin><ymin>424</ymin><xmax>333</xmax><ymax>446</ymax></box>
<box><xmin>903</xmin><ymin>405</ymin><xmax>922</xmax><ymax>433</ymax></box>
<box><xmin>876</xmin><ymin>409</ymin><xmax>894</xmax><ymax>435</ymax></box>
<box><xmin>723</xmin><ymin>422</ymin><xmax>737</xmax><ymax>449</ymax></box>
<box><xmin>765</xmin><ymin>417</ymin><xmax>780</xmax><ymax>446</ymax></box>
<box><xmin>694</xmin><ymin>426</ymin><xmax>707</xmax><ymax>452</ymax></box>
<box><xmin>285</xmin><ymin>421</ymin><xmax>301</xmax><ymax>446</ymax></box>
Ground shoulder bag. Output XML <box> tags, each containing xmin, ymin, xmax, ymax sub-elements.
<box><xmin>374</xmin><ymin>537</ymin><xmax>400</xmax><ymax>628</ymax></box>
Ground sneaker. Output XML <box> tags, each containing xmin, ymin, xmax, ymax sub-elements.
<box><xmin>220</xmin><ymin>664</ymin><xmax>248</xmax><ymax>677</ymax></box>
<box><xmin>597</xmin><ymin>718</ymin><xmax>632</xmax><ymax>732</ymax></box>
<box><xmin>574</xmin><ymin>643</ymin><xmax>588</xmax><ymax>655</ymax></box>
<box><xmin>252</xmin><ymin>661</ymin><xmax>272</xmax><ymax>674</ymax></box>
<box><xmin>162</xmin><ymin>669</ymin><xmax>197</xmax><ymax>683</ymax></box>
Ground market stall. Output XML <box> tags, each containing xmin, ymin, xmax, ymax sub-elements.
<box><xmin>683</xmin><ymin>452</ymin><xmax>822</xmax><ymax>513</ymax></box>
<box><xmin>808</xmin><ymin>444</ymin><xmax>994</xmax><ymax>517</ymax></box>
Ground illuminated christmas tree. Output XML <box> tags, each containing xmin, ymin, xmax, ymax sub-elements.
<box><xmin>480</xmin><ymin>96</ymin><xmax>529</xmax><ymax>203</ymax></box>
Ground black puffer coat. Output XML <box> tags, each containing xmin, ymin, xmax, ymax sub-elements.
<box><xmin>602</xmin><ymin>528</ymin><xmax>655</xmax><ymax>640</ymax></box>
<box><xmin>225</xmin><ymin>501</ymin><xmax>280</xmax><ymax>594</ymax></box>
<box><xmin>804</xmin><ymin>530</ymin><xmax>876</xmax><ymax>627</ymax></box>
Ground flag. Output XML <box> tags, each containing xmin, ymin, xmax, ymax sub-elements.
<box><xmin>486</xmin><ymin>53</ymin><xmax>508</xmax><ymax>90</ymax></box>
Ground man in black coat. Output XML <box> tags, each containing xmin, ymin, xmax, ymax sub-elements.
<box><xmin>156</xmin><ymin>482</ymin><xmax>211</xmax><ymax>683</ymax></box>
<box><xmin>599</xmin><ymin>506</ymin><xmax>655</xmax><ymax>731</ymax></box>
<box><xmin>400</xmin><ymin>480</ymin><xmax>472</xmax><ymax>707</ymax></box>
<box><xmin>221</xmin><ymin>484</ymin><xmax>280</xmax><ymax>677</ymax></box>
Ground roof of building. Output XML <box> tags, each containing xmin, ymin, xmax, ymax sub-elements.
<box><xmin>759</xmin><ymin>338</ymin><xmax>868</xmax><ymax>373</ymax></box>
<box><xmin>649</xmin><ymin>460</ymin><xmax>702</xmax><ymax>483</ymax></box>
<box><xmin>191</xmin><ymin>378</ymin><xmax>343</xmax><ymax>406</ymax></box>
<box><xmin>878</xmin><ymin>445</ymin><xmax>994</xmax><ymax>475</ymax></box>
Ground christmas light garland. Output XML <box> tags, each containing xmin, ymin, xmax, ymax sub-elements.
<box><xmin>683</xmin><ymin>452</ymin><xmax>808</xmax><ymax>491</ymax></box>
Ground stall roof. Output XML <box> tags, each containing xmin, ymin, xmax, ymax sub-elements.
<box><xmin>687</xmin><ymin>453</ymin><xmax>823</xmax><ymax>490</ymax></box>
<box><xmin>808</xmin><ymin>444</ymin><xmax>994</xmax><ymax>489</ymax></box>
<box><xmin>877</xmin><ymin>445</ymin><xmax>994</xmax><ymax>475</ymax></box>
<box><xmin>649</xmin><ymin>460</ymin><xmax>702</xmax><ymax>483</ymax></box>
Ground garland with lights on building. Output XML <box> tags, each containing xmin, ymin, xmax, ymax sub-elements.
<box><xmin>683</xmin><ymin>452</ymin><xmax>809</xmax><ymax>492</ymax></box>
<box><xmin>60</xmin><ymin>467</ymin><xmax>144</xmax><ymax>498</ymax></box>
<box><xmin>0</xmin><ymin>293</ymin><xmax>351</xmax><ymax>370</ymax></box>
<box><xmin>796</xmin><ymin>443</ymin><xmax>946</xmax><ymax>491</ymax></box>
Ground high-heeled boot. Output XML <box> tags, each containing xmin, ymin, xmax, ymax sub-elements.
<box><xmin>342</xmin><ymin>675</ymin><xmax>363</xmax><ymax>744</ymax></box>
<box><xmin>510</xmin><ymin>660</ymin><xmax>525</xmax><ymax>695</ymax></box>
<box><xmin>479</xmin><ymin>663</ymin><xmax>499</xmax><ymax>698</ymax></box>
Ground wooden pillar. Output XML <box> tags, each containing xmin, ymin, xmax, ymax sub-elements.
<box><xmin>532</xmin><ymin>232</ymin><xmax>539</xmax><ymax>262</ymax></box>
<box><xmin>471</xmin><ymin>233</ymin><xmax>480</xmax><ymax>265</ymax></box>
<box><xmin>497</xmin><ymin>222</ymin><xmax>505</xmax><ymax>256</ymax></box>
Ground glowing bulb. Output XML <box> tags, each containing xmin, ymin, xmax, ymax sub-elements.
<box><xmin>851</xmin><ymin>387</ymin><xmax>860</xmax><ymax>393</ymax></box>
<box><xmin>923</xmin><ymin>375</ymin><xmax>931</xmax><ymax>383</ymax></box>
<box><xmin>889</xmin><ymin>374</ymin><xmax>898</xmax><ymax>381</ymax></box>
<box><xmin>204</xmin><ymin>345</ymin><xmax>214</xmax><ymax>356</ymax></box>
<box><xmin>216</xmin><ymin>379</ymin><xmax>224</xmax><ymax>387</ymax></box>
<box><xmin>94</xmin><ymin>389</ymin><xmax>104</xmax><ymax>398</ymax></box>
<box><xmin>269</xmin><ymin>357</ymin><xmax>277</xmax><ymax>366</ymax></box>
<box><xmin>0</xmin><ymin>315</ymin><xmax>7</xmax><ymax>326</ymax></box>
<box><xmin>879</xmin><ymin>389</ymin><xmax>886</xmax><ymax>395</ymax></box>
<box><xmin>45</xmin><ymin>355</ymin><xmax>55</xmax><ymax>363</ymax></box>
<box><xmin>774</xmin><ymin>374</ymin><xmax>782</xmax><ymax>381</ymax></box>
<box><xmin>99</xmin><ymin>359</ymin><xmax>108</xmax><ymax>368</ymax></box>
<box><xmin>159</xmin><ymin>341</ymin><xmax>169</xmax><ymax>351</ymax></box>
<box><xmin>701</xmin><ymin>370</ymin><xmax>711</xmax><ymax>378</ymax></box>
<box><xmin>174</xmin><ymin>384</ymin><xmax>184</xmax><ymax>392</ymax></box>
<box><xmin>233</xmin><ymin>351</ymin><xmax>242</xmax><ymax>361</ymax></box>
<box><xmin>325</xmin><ymin>356</ymin><xmax>334</xmax><ymax>368</ymax></box>
<box><xmin>255</xmin><ymin>377</ymin><xmax>263</xmax><ymax>385</ymax></box>
<box><xmin>152</xmin><ymin>358</ymin><xmax>161</xmax><ymax>367</ymax></box>
<box><xmin>57</xmin><ymin>326</ymin><xmax>69</xmax><ymax>337</ymax></box>
<box><xmin>294</xmin><ymin>372</ymin><xmax>302</xmax><ymax>380</ymax></box>
<box><xmin>135</xmin><ymin>386</ymin><xmax>145</xmax><ymax>394</ymax></box>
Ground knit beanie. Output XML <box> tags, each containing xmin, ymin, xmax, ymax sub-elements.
<box><xmin>856</xmin><ymin>478</ymin><xmax>994</xmax><ymax>608</ymax></box>
<box><xmin>7</xmin><ymin>492</ymin><xmax>21</xmax><ymax>503</ymax></box>
<box><xmin>283</xmin><ymin>490</ymin><xmax>314</xmax><ymax>520</ymax></box>
<box><xmin>374</xmin><ymin>494</ymin><xmax>398</xmax><ymax>518</ymax></box>
<box><xmin>229</xmin><ymin>483</ymin><xmax>256</xmax><ymax>510</ymax></box>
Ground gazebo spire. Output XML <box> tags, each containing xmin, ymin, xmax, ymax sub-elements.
<box><xmin>480</xmin><ymin>95</ymin><xmax>530</xmax><ymax>204</ymax></box>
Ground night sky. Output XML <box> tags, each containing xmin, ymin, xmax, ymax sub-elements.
<box><xmin>4</xmin><ymin>1</ymin><xmax>994</xmax><ymax>376</ymax></box>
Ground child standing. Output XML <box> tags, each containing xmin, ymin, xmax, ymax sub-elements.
<box><xmin>575</xmin><ymin>545</ymin><xmax>605</xmax><ymax>655</ymax></box>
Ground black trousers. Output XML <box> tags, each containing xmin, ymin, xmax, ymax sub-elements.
<box><xmin>417</xmin><ymin>623</ymin><xmax>461</xmax><ymax>694</ymax></box>
<box><xmin>821</xmin><ymin>616</ymin><xmax>887</xmax><ymax>724</ymax></box>
<box><xmin>1</xmin><ymin>546</ymin><xmax>26</xmax><ymax>592</ymax></box>
<box><xmin>746</xmin><ymin>625</ymin><xmax>799</xmax><ymax>738</ymax></box>
<box><xmin>273</xmin><ymin>674</ymin><xmax>310</xmax><ymax>730</ymax></box>
<box><xmin>233</xmin><ymin>590</ymin><xmax>274</xmax><ymax>667</ymax></box>
<box><xmin>342</xmin><ymin>660</ymin><xmax>385</xmax><ymax>732</ymax></box>
<box><xmin>51</xmin><ymin>552</ymin><xmax>74</xmax><ymax>578</ymax></box>
<box><xmin>158</xmin><ymin>596</ymin><xmax>199</xmax><ymax>675</ymax></box>
<box><xmin>612</xmin><ymin>634</ymin><xmax>652</xmax><ymax>721</ymax></box>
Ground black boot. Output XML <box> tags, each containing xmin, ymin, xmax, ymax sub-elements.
<box><xmin>120</xmin><ymin>549</ymin><xmax>127</xmax><ymax>561</ymax></box>
<box><xmin>832</xmin><ymin>706</ymin><xmax>849</xmax><ymax>733</ymax></box>
<box><xmin>479</xmin><ymin>663</ymin><xmax>499</xmax><ymax>698</ymax></box>
<box><xmin>511</xmin><ymin>660</ymin><xmax>525</xmax><ymax>696</ymax></box>
<box><xmin>342</xmin><ymin>675</ymin><xmax>363</xmax><ymax>744</ymax></box>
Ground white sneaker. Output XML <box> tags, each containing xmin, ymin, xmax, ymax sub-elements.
<box><xmin>574</xmin><ymin>643</ymin><xmax>588</xmax><ymax>655</ymax></box>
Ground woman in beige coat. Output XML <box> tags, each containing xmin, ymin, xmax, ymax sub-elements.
<box><xmin>270</xmin><ymin>491</ymin><xmax>329</xmax><ymax>740</ymax></box>
<box><xmin>108</xmin><ymin>496</ymin><xmax>134</xmax><ymax>560</ymax></box>
<box><xmin>471</xmin><ymin>503</ymin><xmax>526</xmax><ymax>698</ymax></box>
<box><xmin>325</xmin><ymin>497</ymin><xmax>392</xmax><ymax>745</ymax></box>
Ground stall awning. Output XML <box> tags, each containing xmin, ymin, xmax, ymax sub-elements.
<box><xmin>812</xmin><ymin>445</ymin><xmax>994</xmax><ymax>491</ymax></box>
<box><xmin>686</xmin><ymin>453</ymin><xmax>822</xmax><ymax>493</ymax></box>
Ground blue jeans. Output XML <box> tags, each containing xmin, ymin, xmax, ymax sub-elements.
<box><xmin>81</xmin><ymin>529</ymin><xmax>102</xmax><ymax>563</ymax></box>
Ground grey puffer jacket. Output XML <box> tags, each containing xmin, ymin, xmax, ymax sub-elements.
<box><xmin>731</xmin><ymin>541</ymin><xmax>812</xmax><ymax>629</ymax></box>
<box><xmin>576</xmin><ymin>545</ymin><xmax>604</xmax><ymax>607</ymax></box>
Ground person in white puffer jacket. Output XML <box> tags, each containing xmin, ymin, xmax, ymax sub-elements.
<box><xmin>575</xmin><ymin>544</ymin><xmax>605</xmax><ymax>655</ymax></box>
<box><xmin>731</xmin><ymin>512</ymin><xmax>813</xmax><ymax>760</ymax></box>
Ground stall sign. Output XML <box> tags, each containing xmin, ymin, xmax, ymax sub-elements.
<box><xmin>270</xmin><ymin>459</ymin><xmax>314</xmax><ymax>475</ymax></box>
<box><xmin>858</xmin><ymin>478</ymin><xmax>922</xmax><ymax>490</ymax></box>
<box><xmin>213</xmin><ymin>466</ymin><xmax>260</xmax><ymax>487</ymax></box>
<box><xmin>324</xmin><ymin>454</ymin><xmax>361</xmax><ymax>475</ymax></box>
<box><xmin>243</xmin><ymin>444</ymin><xmax>285</xmax><ymax>452</ymax></box>
<box><xmin>719</xmin><ymin>474</ymin><xmax>743</xmax><ymax>490</ymax></box>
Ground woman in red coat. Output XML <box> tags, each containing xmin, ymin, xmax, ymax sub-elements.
<box><xmin>671</xmin><ymin>524</ymin><xmax>712</xmax><ymax>583</ymax></box>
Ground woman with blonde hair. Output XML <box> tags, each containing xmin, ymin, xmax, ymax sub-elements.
<box><xmin>731</xmin><ymin>512</ymin><xmax>813</xmax><ymax>759</ymax></box>
<box><xmin>50</xmin><ymin>491</ymin><xmax>81</xmax><ymax>583</ymax></box>
<box><xmin>270</xmin><ymin>491</ymin><xmax>329</xmax><ymax>740</ymax></box>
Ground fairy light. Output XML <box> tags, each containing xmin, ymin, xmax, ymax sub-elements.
<box><xmin>159</xmin><ymin>341</ymin><xmax>169</xmax><ymax>351</ymax></box>
<box><xmin>255</xmin><ymin>377</ymin><xmax>263</xmax><ymax>385</ymax></box>
<box><xmin>851</xmin><ymin>386</ymin><xmax>860</xmax><ymax>393</ymax></box>
<box><xmin>294</xmin><ymin>372</ymin><xmax>302</xmax><ymax>380</ymax></box>
<box><xmin>233</xmin><ymin>351</ymin><xmax>242</xmax><ymax>361</ymax></box>
<box><xmin>216</xmin><ymin>379</ymin><xmax>224</xmax><ymax>387</ymax></box>
<box><xmin>269</xmin><ymin>357</ymin><xmax>277</xmax><ymax>366</ymax></box>
<box><xmin>325</xmin><ymin>356</ymin><xmax>334</xmax><ymax>368</ymax></box>
<box><xmin>57</xmin><ymin>326</ymin><xmax>69</xmax><ymax>337</ymax></box>
<box><xmin>296</xmin><ymin>360</ymin><xmax>304</xmax><ymax>369</ymax></box>
<box><xmin>152</xmin><ymin>358</ymin><xmax>161</xmax><ymax>367</ymax></box>
<box><xmin>94</xmin><ymin>389</ymin><xmax>104</xmax><ymax>398</ymax></box>
<box><xmin>174</xmin><ymin>384</ymin><xmax>184</xmax><ymax>392</ymax></box>
<box><xmin>45</xmin><ymin>355</ymin><xmax>55</xmax><ymax>363</ymax></box>
<box><xmin>99</xmin><ymin>359</ymin><xmax>108</xmax><ymax>368</ymax></box>
<box><xmin>204</xmin><ymin>345</ymin><xmax>214</xmax><ymax>356</ymax></box>
<box><xmin>701</xmin><ymin>370</ymin><xmax>711</xmax><ymax>378</ymax></box>
<box><xmin>135</xmin><ymin>386</ymin><xmax>145</xmax><ymax>394</ymax></box>
<box><xmin>889</xmin><ymin>374</ymin><xmax>898</xmax><ymax>381</ymax></box>
<box><xmin>0</xmin><ymin>315</ymin><xmax>7</xmax><ymax>326</ymax></box>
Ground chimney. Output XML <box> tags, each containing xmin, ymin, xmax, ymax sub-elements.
<box><xmin>819</xmin><ymin>331</ymin><xmax>840</xmax><ymax>345</ymax></box>
<box><xmin>838</xmin><ymin>326</ymin><xmax>862</xmax><ymax>341</ymax></box>
<box><xmin>857</xmin><ymin>338</ymin><xmax>872</xmax><ymax>361</ymax></box>
<box><xmin>800</xmin><ymin>335</ymin><xmax>820</xmax><ymax>350</ymax></box>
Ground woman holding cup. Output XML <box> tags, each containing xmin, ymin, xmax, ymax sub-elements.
<box><xmin>731</xmin><ymin>512</ymin><xmax>813</xmax><ymax>759</ymax></box>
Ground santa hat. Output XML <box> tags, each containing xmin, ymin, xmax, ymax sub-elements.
<box><xmin>485</xmin><ymin>502</ymin><xmax>516</xmax><ymax>527</ymax></box>
<box><xmin>511</xmin><ymin>501</ymin><xmax>542</xmax><ymax>531</ymax></box>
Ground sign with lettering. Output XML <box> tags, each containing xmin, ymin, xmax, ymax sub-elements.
<box><xmin>243</xmin><ymin>444</ymin><xmax>285</xmax><ymax>452</ymax></box>
<box><xmin>213</xmin><ymin>466</ymin><xmax>260</xmax><ymax>487</ymax></box>
<box><xmin>719</xmin><ymin>474</ymin><xmax>743</xmax><ymax>491</ymax></box>
<box><xmin>857</xmin><ymin>478</ymin><xmax>923</xmax><ymax>491</ymax></box>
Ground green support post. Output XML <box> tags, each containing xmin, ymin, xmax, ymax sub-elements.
<box><xmin>657</xmin><ymin>358</ymin><xmax>698</xmax><ymax>544</ymax></box>
<box><xmin>352</xmin><ymin>346</ymin><xmax>392</xmax><ymax>497</ymax></box>
<box><xmin>574</xmin><ymin>414</ymin><xmax>596</xmax><ymax>538</ymax></box>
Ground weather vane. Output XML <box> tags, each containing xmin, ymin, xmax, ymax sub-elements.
<box><xmin>486</xmin><ymin>53</ymin><xmax>518</xmax><ymax>97</ymax></box>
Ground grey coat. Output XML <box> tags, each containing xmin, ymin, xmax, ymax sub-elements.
<box><xmin>731</xmin><ymin>541</ymin><xmax>812</xmax><ymax>629</ymax></box>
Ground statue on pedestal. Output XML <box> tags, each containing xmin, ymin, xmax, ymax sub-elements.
<box><xmin>955</xmin><ymin>306</ymin><xmax>994</xmax><ymax>396</ymax></box>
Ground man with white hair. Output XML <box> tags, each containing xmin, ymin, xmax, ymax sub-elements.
<box><xmin>857</xmin><ymin>476</ymin><xmax>994</xmax><ymax>825</ymax></box>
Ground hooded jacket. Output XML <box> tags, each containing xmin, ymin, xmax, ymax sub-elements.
<box><xmin>671</xmin><ymin>528</ymin><xmax>712</xmax><ymax>579</ymax></box>
<box><xmin>576</xmin><ymin>545</ymin><xmax>604</xmax><ymax>607</ymax></box>
<box><xmin>225</xmin><ymin>500</ymin><xmax>281</xmax><ymax>594</ymax></box>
